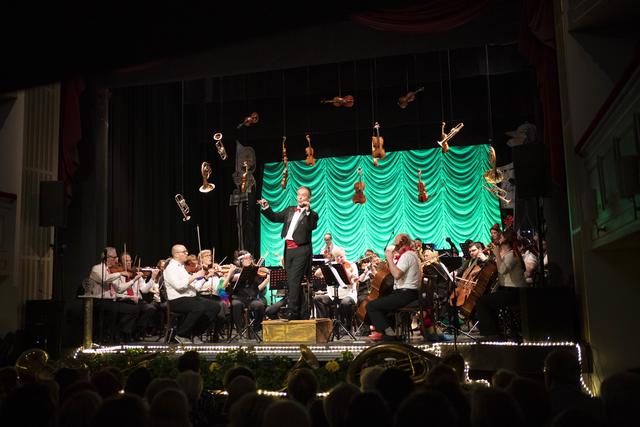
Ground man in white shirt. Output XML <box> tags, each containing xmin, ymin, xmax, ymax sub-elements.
<box><xmin>366</xmin><ymin>233</ymin><xmax>421</xmax><ymax>341</ymax></box>
<box><xmin>258</xmin><ymin>186</ymin><xmax>318</xmax><ymax>320</ymax></box>
<box><xmin>163</xmin><ymin>244</ymin><xmax>221</xmax><ymax>343</ymax></box>
<box><xmin>313</xmin><ymin>248</ymin><xmax>358</xmax><ymax>329</ymax></box>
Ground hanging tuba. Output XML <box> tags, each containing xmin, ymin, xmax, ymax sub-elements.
<box><xmin>199</xmin><ymin>162</ymin><xmax>215</xmax><ymax>193</ymax></box>
<box><xmin>483</xmin><ymin>146</ymin><xmax>504</xmax><ymax>185</ymax></box>
<box><xmin>346</xmin><ymin>342</ymin><xmax>440</xmax><ymax>387</ymax></box>
<box><xmin>175</xmin><ymin>194</ymin><xmax>191</xmax><ymax>221</ymax></box>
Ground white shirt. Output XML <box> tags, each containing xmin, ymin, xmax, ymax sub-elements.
<box><xmin>394</xmin><ymin>251</ymin><xmax>421</xmax><ymax>290</ymax></box>
<box><xmin>88</xmin><ymin>263</ymin><xmax>122</xmax><ymax>299</ymax></box>
<box><xmin>163</xmin><ymin>259</ymin><xmax>199</xmax><ymax>300</ymax></box>
<box><xmin>284</xmin><ymin>207</ymin><xmax>307</xmax><ymax>240</ymax></box>
<box><xmin>325</xmin><ymin>262</ymin><xmax>358</xmax><ymax>301</ymax></box>
<box><xmin>498</xmin><ymin>250</ymin><xmax>526</xmax><ymax>288</ymax></box>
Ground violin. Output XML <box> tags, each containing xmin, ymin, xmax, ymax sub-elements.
<box><xmin>320</xmin><ymin>95</ymin><xmax>354</xmax><ymax>108</ymax></box>
<box><xmin>398</xmin><ymin>87</ymin><xmax>424</xmax><ymax>109</ymax></box>
<box><xmin>305</xmin><ymin>134</ymin><xmax>316</xmax><ymax>166</ymax></box>
<box><xmin>371</xmin><ymin>122</ymin><xmax>386</xmax><ymax>167</ymax></box>
<box><xmin>417</xmin><ymin>169</ymin><xmax>428</xmax><ymax>203</ymax></box>
<box><xmin>281</xmin><ymin>136</ymin><xmax>288</xmax><ymax>189</ymax></box>
<box><xmin>237</xmin><ymin>111</ymin><xmax>259</xmax><ymax>129</ymax></box>
<box><xmin>257</xmin><ymin>266</ymin><xmax>270</xmax><ymax>277</ymax></box>
<box><xmin>241</xmin><ymin>160</ymin><xmax>249</xmax><ymax>193</ymax></box>
<box><xmin>352</xmin><ymin>167</ymin><xmax>366</xmax><ymax>204</ymax></box>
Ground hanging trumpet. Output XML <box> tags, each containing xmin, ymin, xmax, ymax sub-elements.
<box><xmin>484</xmin><ymin>183</ymin><xmax>511</xmax><ymax>204</ymax></box>
<box><xmin>483</xmin><ymin>146</ymin><xmax>504</xmax><ymax>185</ymax></box>
<box><xmin>213</xmin><ymin>133</ymin><xmax>227</xmax><ymax>160</ymax></box>
<box><xmin>437</xmin><ymin>121</ymin><xmax>464</xmax><ymax>153</ymax></box>
<box><xmin>175</xmin><ymin>194</ymin><xmax>191</xmax><ymax>221</ymax></box>
<box><xmin>199</xmin><ymin>162</ymin><xmax>215</xmax><ymax>193</ymax></box>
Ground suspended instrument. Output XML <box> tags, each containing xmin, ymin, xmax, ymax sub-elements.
<box><xmin>281</xmin><ymin>136</ymin><xmax>288</xmax><ymax>189</ymax></box>
<box><xmin>320</xmin><ymin>95</ymin><xmax>354</xmax><ymax>107</ymax></box>
<box><xmin>417</xmin><ymin>169</ymin><xmax>428</xmax><ymax>203</ymax></box>
<box><xmin>398</xmin><ymin>87</ymin><xmax>424</xmax><ymax>109</ymax></box>
<box><xmin>213</xmin><ymin>132</ymin><xmax>227</xmax><ymax>160</ymax></box>
<box><xmin>241</xmin><ymin>160</ymin><xmax>249</xmax><ymax>193</ymax></box>
<box><xmin>437</xmin><ymin>121</ymin><xmax>464</xmax><ymax>153</ymax></box>
<box><xmin>483</xmin><ymin>146</ymin><xmax>504</xmax><ymax>185</ymax></box>
<box><xmin>352</xmin><ymin>167</ymin><xmax>366</xmax><ymax>204</ymax></box>
<box><xmin>199</xmin><ymin>162</ymin><xmax>215</xmax><ymax>193</ymax></box>
<box><xmin>484</xmin><ymin>183</ymin><xmax>511</xmax><ymax>204</ymax></box>
<box><xmin>237</xmin><ymin>111</ymin><xmax>259</xmax><ymax>129</ymax></box>
<box><xmin>305</xmin><ymin>134</ymin><xmax>315</xmax><ymax>166</ymax></box>
<box><xmin>371</xmin><ymin>122</ymin><xmax>386</xmax><ymax>167</ymax></box>
<box><xmin>347</xmin><ymin>342</ymin><xmax>440</xmax><ymax>387</ymax></box>
<box><xmin>174</xmin><ymin>194</ymin><xmax>191</xmax><ymax>221</ymax></box>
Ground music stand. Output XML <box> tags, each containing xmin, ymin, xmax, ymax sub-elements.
<box><xmin>320</xmin><ymin>264</ymin><xmax>356</xmax><ymax>341</ymax></box>
<box><xmin>228</xmin><ymin>267</ymin><xmax>262</xmax><ymax>342</ymax></box>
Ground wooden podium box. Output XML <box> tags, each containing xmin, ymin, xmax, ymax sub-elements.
<box><xmin>262</xmin><ymin>319</ymin><xmax>332</xmax><ymax>343</ymax></box>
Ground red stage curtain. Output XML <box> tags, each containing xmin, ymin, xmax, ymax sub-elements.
<box><xmin>352</xmin><ymin>0</ymin><xmax>493</xmax><ymax>34</ymax></box>
<box><xmin>59</xmin><ymin>79</ymin><xmax>85</xmax><ymax>200</ymax></box>
<box><xmin>518</xmin><ymin>0</ymin><xmax>564</xmax><ymax>187</ymax></box>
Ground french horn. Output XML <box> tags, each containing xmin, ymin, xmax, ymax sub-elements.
<box><xmin>346</xmin><ymin>342</ymin><xmax>440</xmax><ymax>387</ymax></box>
<box><xmin>199</xmin><ymin>162</ymin><xmax>215</xmax><ymax>193</ymax></box>
<box><xmin>175</xmin><ymin>194</ymin><xmax>191</xmax><ymax>221</ymax></box>
<box><xmin>213</xmin><ymin>133</ymin><xmax>227</xmax><ymax>160</ymax></box>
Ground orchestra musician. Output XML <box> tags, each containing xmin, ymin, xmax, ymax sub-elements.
<box><xmin>313</xmin><ymin>248</ymin><xmax>358</xmax><ymax>329</ymax></box>
<box><xmin>322</xmin><ymin>233</ymin><xmax>340</xmax><ymax>261</ymax></box>
<box><xmin>367</xmin><ymin>233</ymin><xmax>421</xmax><ymax>341</ymax></box>
<box><xmin>163</xmin><ymin>244</ymin><xmax>221</xmax><ymax>344</ymax></box>
<box><xmin>258</xmin><ymin>186</ymin><xmax>318</xmax><ymax>320</ymax></box>
<box><xmin>226</xmin><ymin>251</ymin><xmax>269</xmax><ymax>335</ymax></box>
<box><xmin>87</xmin><ymin>246</ymin><xmax>138</xmax><ymax>342</ymax></box>
<box><xmin>113</xmin><ymin>252</ymin><xmax>157</xmax><ymax>340</ymax></box>
<box><xmin>475</xmin><ymin>230</ymin><xmax>526</xmax><ymax>339</ymax></box>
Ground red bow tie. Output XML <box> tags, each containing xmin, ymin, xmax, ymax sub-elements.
<box><xmin>295</xmin><ymin>207</ymin><xmax>302</xmax><ymax>212</ymax></box>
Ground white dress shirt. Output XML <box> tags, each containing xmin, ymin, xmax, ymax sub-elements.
<box><xmin>325</xmin><ymin>262</ymin><xmax>358</xmax><ymax>301</ymax></box>
<box><xmin>163</xmin><ymin>259</ymin><xmax>199</xmax><ymax>300</ymax></box>
<box><xmin>284</xmin><ymin>207</ymin><xmax>307</xmax><ymax>240</ymax></box>
<box><xmin>88</xmin><ymin>263</ymin><xmax>122</xmax><ymax>299</ymax></box>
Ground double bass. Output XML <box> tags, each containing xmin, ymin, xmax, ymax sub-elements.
<box><xmin>449</xmin><ymin>260</ymin><xmax>497</xmax><ymax>318</ymax></box>
<box><xmin>352</xmin><ymin>167</ymin><xmax>366</xmax><ymax>204</ymax></box>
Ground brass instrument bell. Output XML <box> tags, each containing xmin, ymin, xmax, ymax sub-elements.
<box><xmin>213</xmin><ymin>133</ymin><xmax>227</xmax><ymax>160</ymax></box>
<box><xmin>437</xmin><ymin>122</ymin><xmax>464</xmax><ymax>153</ymax></box>
<box><xmin>199</xmin><ymin>162</ymin><xmax>215</xmax><ymax>193</ymax></box>
<box><xmin>175</xmin><ymin>194</ymin><xmax>191</xmax><ymax>221</ymax></box>
<box><xmin>483</xmin><ymin>146</ymin><xmax>504</xmax><ymax>185</ymax></box>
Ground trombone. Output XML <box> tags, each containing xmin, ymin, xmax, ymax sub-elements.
<box><xmin>175</xmin><ymin>194</ymin><xmax>191</xmax><ymax>221</ymax></box>
<box><xmin>437</xmin><ymin>122</ymin><xmax>464</xmax><ymax>153</ymax></box>
<box><xmin>484</xmin><ymin>183</ymin><xmax>510</xmax><ymax>204</ymax></box>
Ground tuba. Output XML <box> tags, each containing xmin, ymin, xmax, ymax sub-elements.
<box><xmin>213</xmin><ymin>133</ymin><xmax>227</xmax><ymax>160</ymax></box>
<box><xmin>175</xmin><ymin>194</ymin><xmax>191</xmax><ymax>221</ymax></box>
<box><xmin>483</xmin><ymin>146</ymin><xmax>504</xmax><ymax>185</ymax></box>
<box><xmin>347</xmin><ymin>342</ymin><xmax>440</xmax><ymax>387</ymax></box>
<box><xmin>280</xmin><ymin>345</ymin><xmax>320</xmax><ymax>391</ymax></box>
<box><xmin>199</xmin><ymin>162</ymin><xmax>215</xmax><ymax>193</ymax></box>
<box><xmin>15</xmin><ymin>348</ymin><xmax>57</xmax><ymax>383</ymax></box>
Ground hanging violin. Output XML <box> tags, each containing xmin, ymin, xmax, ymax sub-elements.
<box><xmin>237</xmin><ymin>112</ymin><xmax>259</xmax><ymax>129</ymax></box>
<box><xmin>320</xmin><ymin>95</ymin><xmax>354</xmax><ymax>108</ymax></box>
<box><xmin>281</xmin><ymin>136</ymin><xmax>288</xmax><ymax>189</ymax></box>
<box><xmin>305</xmin><ymin>134</ymin><xmax>316</xmax><ymax>166</ymax></box>
<box><xmin>398</xmin><ymin>87</ymin><xmax>424</xmax><ymax>109</ymax></box>
<box><xmin>352</xmin><ymin>167</ymin><xmax>366</xmax><ymax>204</ymax></box>
<box><xmin>417</xmin><ymin>169</ymin><xmax>428</xmax><ymax>203</ymax></box>
<box><xmin>371</xmin><ymin>122</ymin><xmax>386</xmax><ymax>167</ymax></box>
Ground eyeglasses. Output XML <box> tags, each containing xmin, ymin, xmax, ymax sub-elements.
<box><xmin>107</xmin><ymin>255</ymin><xmax>118</xmax><ymax>259</ymax></box>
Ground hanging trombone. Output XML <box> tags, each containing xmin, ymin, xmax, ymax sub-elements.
<box><xmin>175</xmin><ymin>194</ymin><xmax>191</xmax><ymax>221</ymax></box>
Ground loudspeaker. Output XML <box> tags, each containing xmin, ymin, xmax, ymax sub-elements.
<box><xmin>512</xmin><ymin>144</ymin><xmax>552</xmax><ymax>198</ymax></box>
<box><xmin>25</xmin><ymin>300</ymin><xmax>64</xmax><ymax>358</ymax></box>
<box><xmin>520</xmin><ymin>287</ymin><xmax>578</xmax><ymax>341</ymax></box>
<box><xmin>39</xmin><ymin>181</ymin><xmax>66</xmax><ymax>227</ymax></box>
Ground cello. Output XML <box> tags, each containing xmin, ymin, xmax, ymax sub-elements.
<box><xmin>449</xmin><ymin>260</ymin><xmax>498</xmax><ymax>318</ymax></box>
<box><xmin>356</xmin><ymin>260</ymin><xmax>393</xmax><ymax>321</ymax></box>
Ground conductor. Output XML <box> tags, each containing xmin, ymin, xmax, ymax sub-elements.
<box><xmin>258</xmin><ymin>186</ymin><xmax>318</xmax><ymax>320</ymax></box>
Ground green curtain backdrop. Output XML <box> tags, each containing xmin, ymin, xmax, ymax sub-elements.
<box><xmin>260</xmin><ymin>145</ymin><xmax>500</xmax><ymax>266</ymax></box>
